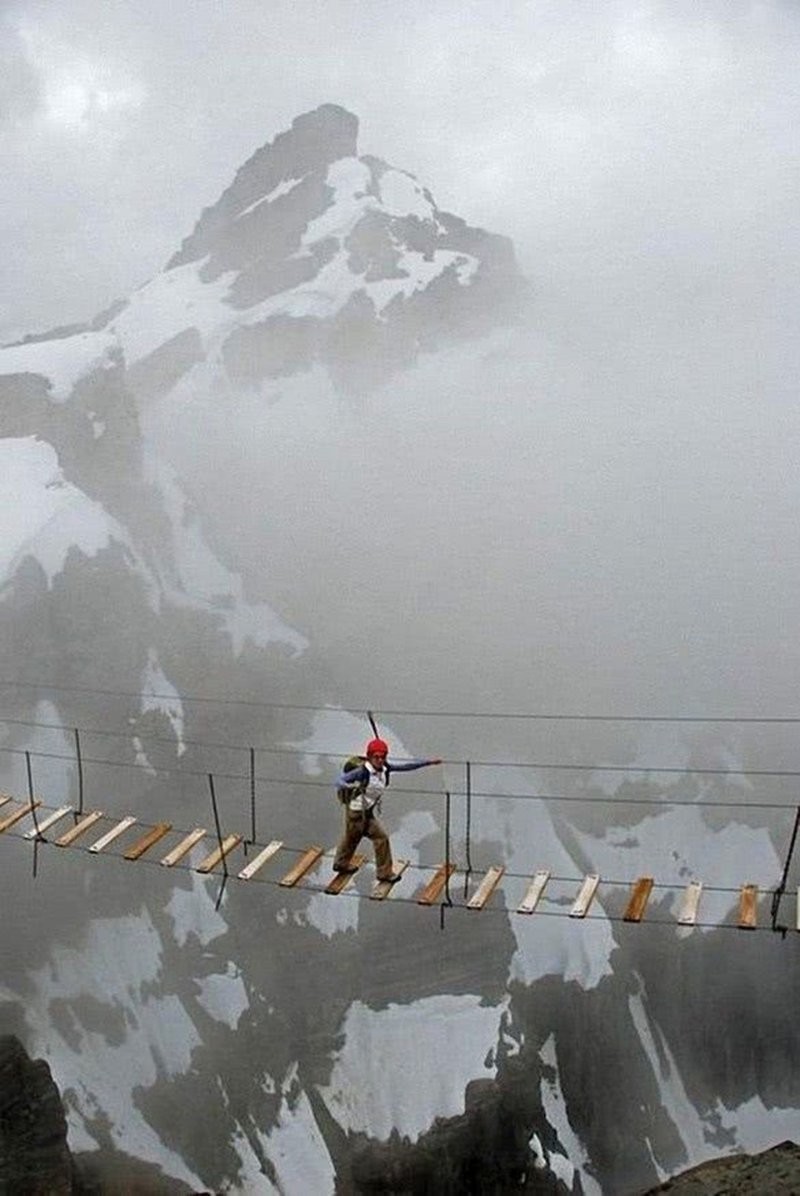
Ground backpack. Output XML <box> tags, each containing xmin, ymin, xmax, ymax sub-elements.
<box><xmin>336</xmin><ymin>755</ymin><xmax>391</xmax><ymax>804</ymax></box>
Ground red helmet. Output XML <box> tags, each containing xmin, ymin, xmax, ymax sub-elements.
<box><xmin>366</xmin><ymin>738</ymin><xmax>389</xmax><ymax>758</ymax></box>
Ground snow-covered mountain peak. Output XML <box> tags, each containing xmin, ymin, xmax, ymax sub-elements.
<box><xmin>1</xmin><ymin>105</ymin><xmax>523</xmax><ymax>399</ymax></box>
<box><xmin>167</xmin><ymin>103</ymin><xmax>360</xmax><ymax>270</ymax></box>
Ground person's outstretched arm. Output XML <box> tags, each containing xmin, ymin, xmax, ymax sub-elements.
<box><xmin>387</xmin><ymin>758</ymin><xmax>442</xmax><ymax>773</ymax></box>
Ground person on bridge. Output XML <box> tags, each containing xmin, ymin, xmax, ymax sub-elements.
<box><xmin>333</xmin><ymin>738</ymin><xmax>442</xmax><ymax>883</ymax></box>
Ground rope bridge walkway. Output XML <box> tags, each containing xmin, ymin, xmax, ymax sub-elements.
<box><xmin>1</xmin><ymin>790</ymin><xmax>796</xmax><ymax>934</ymax></box>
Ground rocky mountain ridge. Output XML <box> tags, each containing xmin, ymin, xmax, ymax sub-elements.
<box><xmin>0</xmin><ymin>105</ymin><xmax>798</xmax><ymax>1196</ymax></box>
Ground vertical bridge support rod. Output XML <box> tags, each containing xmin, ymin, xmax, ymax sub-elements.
<box><xmin>25</xmin><ymin>750</ymin><xmax>42</xmax><ymax>879</ymax></box>
<box><xmin>74</xmin><ymin>729</ymin><xmax>84</xmax><ymax>818</ymax></box>
<box><xmin>248</xmin><ymin>746</ymin><xmax>257</xmax><ymax>851</ymax></box>
<box><xmin>440</xmin><ymin>790</ymin><xmax>453</xmax><ymax>931</ymax></box>
<box><xmin>771</xmin><ymin>804</ymin><xmax>800</xmax><ymax>933</ymax></box>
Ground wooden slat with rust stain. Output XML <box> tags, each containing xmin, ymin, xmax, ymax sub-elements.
<box><xmin>623</xmin><ymin>876</ymin><xmax>654</xmax><ymax>923</ymax></box>
<box><xmin>517</xmin><ymin>870</ymin><xmax>550</xmax><ymax>914</ymax></box>
<box><xmin>55</xmin><ymin>810</ymin><xmax>104</xmax><ymax>847</ymax></box>
<box><xmin>738</xmin><ymin>883</ymin><xmax>758</xmax><ymax>929</ymax></box>
<box><xmin>416</xmin><ymin>863</ymin><xmax>456</xmax><ymax>906</ymax></box>
<box><xmin>0</xmin><ymin>801</ymin><xmax>41</xmax><ymax>834</ymax></box>
<box><xmin>161</xmin><ymin>828</ymin><xmax>207</xmax><ymax>868</ymax></box>
<box><xmin>569</xmin><ymin>874</ymin><xmax>600</xmax><ymax>918</ymax></box>
<box><xmin>196</xmin><ymin>834</ymin><xmax>243</xmax><ymax>874</ymax></box>
<box><xmin>467</xmin><ymin>865</ymin><xmax>505</xmax><ymax>911</ymax></box>
<box><xmin>238</xmin><ymin>839</ymin><xmax>283</xmax><ymax>880</ymax></box>
<box><xmin>123</xmin><ymin>823</ymin><xmax>172</xmax><ymax>861</ymax></box>
<box><xmin>371</xmin><ymin>859</ymin><xmax>409</xmax><ymax>900</ymax></box>
<box><xmin>279</xmin><ymin>846</ymin><xmax>323</xmax><ymax>887</ymax></box>
<box><xmin>325</xmin><ymin>853</ymin><xmax>366</xmax><ymax>895</ymax></box>
<box><xmin>678</xmin><ymin>880</ymin><xmax>703</xmax><ymax>925</ymax></box>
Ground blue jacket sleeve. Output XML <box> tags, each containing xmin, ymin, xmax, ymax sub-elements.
<box><xmin>386</xmin><ymin>759</ymin><xmax>436</xmax><ymax>773</ymax></box>
<box><xmin>338</xmin><ymin>764</ymin><xmax>368</xmax><ymax>786</ymax></box>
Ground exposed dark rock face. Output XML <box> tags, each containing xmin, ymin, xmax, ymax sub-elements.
<box><xmin>345</xmin><ymin>1077</ymin><xmax>571</xmax><ymax>1195</ymax></box>
<box><xmin>643</xmin><ymin>1140</ymin><xmax>800</xmax><ymax>1195</ymax></box>
<box><xmin>168</xmin><ymin>104</ymin><xmax>359</xmax><ymax>271</ymax></box>
<box><xmin>0</xmin><ymin>1034</ymin><xmax>74</xmax><ymax>1194</ymax></box>
<box><xmin>0</xmin><ymin>1036</ymin><xmax>207</xmax><ymax>1194</ymax></box>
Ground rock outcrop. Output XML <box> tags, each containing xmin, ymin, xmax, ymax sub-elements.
<box><xmin>0</xmin><ymin>1035</ymin><xmax>74</xmax><ymax>1194</ymax></box>
<box><xmin>643</xmin><ymin>1140</ymin><xmax>800</xmax><ymax>1195</ymax></box>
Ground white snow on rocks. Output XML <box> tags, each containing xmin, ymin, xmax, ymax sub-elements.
<box><xmin>265</xmin><ymin>1068</ymin><xmax>337</xmax><ymax>1195</ymax></box>
<box><xmin>319</xmin><ymin>994</ymin><xmax>506</xmax><ymax>1142</ymax></box>
<box><xmin>537</xmin><ymin>1033</ymin><xmax>601</xmax><ymax>1195</ymax></box>
<box><xmin>25</xmin><ymin>911</ymin><xmax>205</xmax><ymax>1190</ymax></box>
<box><xmin>376</xmin><ymin>167</ymin><xmax>437</xmax><ymax>222</ymax></box>
<box><xmin>0</xmin><ymin>329</ymin><xmax>115</xmax><ymax>401</ymax></box>
<box><xmin>165</xmin><ymin>865</ymin><xmax>229</xmax><ymax>949</ymax></box>
<box><xmin>145</xmin><ymin>451</ymin><xmax>307</xmax><ymax>657</ymax></box>
<box><xmin>195</xmin><ymin>963</ymin><xmax>249</xmax><ymax>1029</ymax></box>
<box><xmin>140</xmin><ymin>648</ymin><xmax>186</xmax><ymax>754</ymax></box>
<box><xmin>0</xmin><ymin>437</ymin><xmax>128</xmax><ymax>587</ymax></box>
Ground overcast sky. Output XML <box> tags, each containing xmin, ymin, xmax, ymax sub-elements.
<box><xmin>2</xmin><ymin>0</ymin><xmax>800</xmax><ymax>737</ymax></box>
<box><xmin>2</xmin><ymin>0</ymin><xmax>799</xmax><ymax>341</ymax></box>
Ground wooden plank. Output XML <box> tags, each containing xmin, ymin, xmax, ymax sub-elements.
<box><xmin>237</xmin><ymin>838</ymin><xmax>283</xmax><ymax>880</ymax></box>
<box><xmin>417</xmin><ymin>862</ymin><xmax>457</xmax><ymax>906</ymax></box>
<box><xmin>55</xmin><ymin>810</ymin><xmax>104</xmax><ymax>847</ymax></box>
<box><xmin>517</xmin><ymin>869</ymin><xmax>550</xmax><ymax>914</ymax></box>
<box><xmin>325</xmin><ymin>853</ymin><xmax>366</xmax><ymax>895</ymax></box>
<box><xmin>796</xmin><ymin>887</ymin><xmax>800</xmax><ymax>933</ymax></box>
<box><xmin>196</xmin><ymin>834</ymin><xmax>243</xmax><ymax>874</ymax></box>
<box><xmin>623</xmin><ymin>876</ymin><xmax>654</xmax><ymax>923</ymax></box>
<box><xmin>0</xmin><ymin>801</ymin><xmax>41</xmax><ymax>834</ymax></box>
<box><xmin>371</xmin><ymin>859</ymin><xmax>410</xmax><ymax>900</ymax></box>
<box><xmin>738</xmin><ymin>883</ymin><xmax>758</xmax><ymax>929</ymax></box>
<box><xmin>89</xmin><ymin>815</ymin><xmax>136</xmax><ymax>854</ymax></box>
<box><xmin>678</xmin><ymin>880</ymin><xmax>703</xmax><ymax>925</ymax></box>
<box><xmin>467</xmin><ymin>865</ymin><xmax>505</xmax><ymax>911</ymax></box>
<box><xmin>569</xmin><ymin>874</ymin><xmax>600</xmax><ymax>918</ymax></box>
<box><xmin>24</xmin><ymin>805</ymin><xmax>72</xmax><ymax>839</ymax></box>
<box><xmin>279</xmin><ymin>846</ymin><xmax>323</xmax><ymax>887</ymax></box>
<box><xmin>161</xmin><ymin>828</ymin><xmax>207</xmax><ymax>867</ymax></box>
<box><xmin>123</xmin><ymin>822</ymin><xmax>172</xmax><ymax>861</ymax></box>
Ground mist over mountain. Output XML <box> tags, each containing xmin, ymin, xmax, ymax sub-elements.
<box><xmin>0</xmin><ymin>104</ymin><xmax>798</xmax><ymax>1195</ymax></box>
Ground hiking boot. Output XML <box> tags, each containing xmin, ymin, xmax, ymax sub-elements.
<box><xmin>333</xmin><ymin>864</ymin><xmax>358</xmax><ymax>875</ymax></box>
<box><xmin>378</xmin><ymin>872</ymin><xmax>403</xmax><ymax>884</ymax></box>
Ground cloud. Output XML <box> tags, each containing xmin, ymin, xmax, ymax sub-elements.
<box><xmin>0</xmin><ymin>17</ymin><xmax>41</xmax><ymax>124</ymax></box>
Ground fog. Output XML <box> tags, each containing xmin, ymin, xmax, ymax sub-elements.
<box><xmin>3</xmin><ymin>0</ymin><xmax>800</xmax><ymax>766</ymax></box>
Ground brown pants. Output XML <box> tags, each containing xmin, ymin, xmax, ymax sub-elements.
<box><xmin>334</xmin><ymin>806</ymin><xmax>393</xmax><ymax>879</ymax></box>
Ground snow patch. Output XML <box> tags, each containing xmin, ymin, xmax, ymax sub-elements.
<box><xmin>302</xmin><ymin>156</ymin><xmax>373</xmax><ymax>245</ymax></box>
<box><xmin>195</xmin><ymin>964</ymin><xmax>249</xmax><ymax>1029</ymax></box>
<box><xmin>165</xmin><ymin>866</ymin><xmax>229</xmax><ymax>948</ymax></box>
<box><xmin>377</xmin><ymin>168</ymin><xmax>438</xmax><ymax>222</ymax></box>
<box><xmin>365</xmin><ymin>249</ymin><xmax>479</xmax><ymax>316</ymax></box>
<box><xmin>573</xmin><ymin>805</ymin><xmax>782</xmax><ymax>894</ymax></box>
<box><xmin>539</xmin><ymin>1033</ymin><xmax>601</xmax><ymax>1195</ymax></box>
<box><xmin>0</xmin><ymin>437</ymin><xmax>128</xmax><ymax>586</ymax></box>
<box><xmin>111</xmin><ymin>260</ymin><xmax>235</xmax><ymax>366</ymax></box>
<box><xmin>141</xmin><ymin>648</ymin><xmax>186</xmax><ymax>755</ymax></box>
<box><xmin>627</xmin><ymin>985</ymin><xmax>711</xmax><ymax>1168</ymax></box>
<box><xmin>145</xmin><ymin>451</ymin><xmax>307</xmax><ymax>657</ymax></box>
<box><xmin>266</xmin><ymin>1081</ymin><xmax>336</xmax><ymax>1195</ymax></box>
<box><xmin>25</xmin><ymin>912</ymin><xmax>204</xmax><ymax>1189</ymax></box>
<box><xmin>485</xmin><ymin>783</ymin><xmax>614</xmax><ymax>987</ymax></box>
<box><xmin>0</xmin><ymin>329</ymin><xmax>115</xmax><ymax>401</ymax></box>
<box><xmin>319</xmin><ymin>994</ymin><xmax>506</xmax><ymax>1142</ymax></box>
<box><xmin>235</xmin><ymin>175</ymin><xmax>305</xmax><ymax>220</ymax></box>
